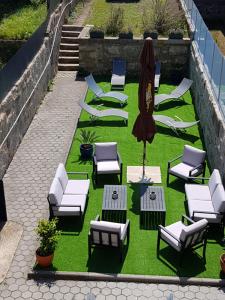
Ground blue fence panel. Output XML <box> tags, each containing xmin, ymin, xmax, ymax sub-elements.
<box><xmin>202</xmin><ymin>31</ymin><xmax>215</xmax><ymax>80</ymax></box>
<box><xmin>219</xmin><ymin>59</ymin><xmax>225</xmax><ymax>109</ymax></box>
<box><xmin>198</xmin><ymin>22</ymin><xmax>207</xmax><ymax>62</ymax></box>
<box><xmin>211</xmin><ymin>45</ymin><xmax>223</xmax><ymax>99</ymax></box>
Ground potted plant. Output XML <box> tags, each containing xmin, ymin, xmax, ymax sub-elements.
<box><xmin>35</xmin><ymin>218</ymin><xmax>61</xmax><ymax>267</ymax></box>
<box><xmin>90</xmin><ymin>26</ymin><xmax>104</xmax><ymax>39</ymax></box>
<box><xmin>119</xmin><ymin>27</ymin><xmax>133</xmax><ymax>39</ymax></box>
<box><xmin>78</xmin><ymin>129</ymin><xmax>100</xmax><ymax>159</ymax></box>
<box><xmin>143</xmin><ymin>30</ymin><xmax>158</xmax><ymax>40</ymax></box>
<box><xmin>168</xmin><ymin>28</ymin><xmax>183</xmax><ymax>39</ymax></box>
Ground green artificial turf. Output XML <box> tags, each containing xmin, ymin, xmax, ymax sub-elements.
<box><xmin>52</xmin><ymin>79</ymin><xmax>224</xmax><ymax>278</ymax></box>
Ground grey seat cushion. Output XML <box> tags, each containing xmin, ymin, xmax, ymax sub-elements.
<box><xmin>95</xmin><ymin>142</ymin><xmax>118</xmax><ymax>161</ymax></box>
<box><xmin>182</xmin><ymin>145</ymin><xmax>206</xmax><ymax>167</ymax></box>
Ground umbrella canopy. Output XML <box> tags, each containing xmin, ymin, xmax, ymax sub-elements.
<box><xmin>132</xmin><ymin>38</ymin><xmax>156</xmax><ymax>177</ymax></box>
<box><xmin>132</xmin><ymin>37</ymin><xmax>156</xmax><ymax>142</ymax></box>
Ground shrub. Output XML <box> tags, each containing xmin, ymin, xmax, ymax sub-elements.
<box><xmin>105</xmin><ymin>6</ymin><xmax>124</xmax><ymax>36</ymax></box>
<box><xmin>30</xmin><ymin>0</ymin><xmax>45</xmax><ymax>6</ymax></box>
<box><xmin>90</xmin><ymin>26</ymin><xmax>104</xmax><ymax>39</ymax></box>
<box><xmin>168</xmin><ymin>28</ymin><xmax>183</xmax><ymax>39</ymax></box>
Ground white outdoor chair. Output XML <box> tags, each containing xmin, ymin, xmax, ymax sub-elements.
<box><xmin>93</xmin><ymin>142</ymin><xmax>123</xmax><ymax>185</ymax></box>
<box><xmin>55</xmin><ymin>163</ymin><xmax>90</xmax><ymax>195</ymax></box>
<box><xmin>88</xmin><ymin>215</ymin><xmax>130</xmax><ymax>262</ymax></box>
<box><xmin>111</xmin><ymin>58</ymin><xmax>126</xmax><ymax>90</ymax></box>
<box><xmin>157</xmin><ymin>215</ymin><xmax>208</xmax><ymax>266</ymax></box>
<box><xmin>167</xmin><ymin>145</ymin><xmax>206</xmax><ymax>185</ymax></box>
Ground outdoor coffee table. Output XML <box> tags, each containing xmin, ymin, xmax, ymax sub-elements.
<box><xmin>140</xmin><ymin>185</ymin><xmax>166</xmax><ymax>229</ymax></box>
<box><xmin>102</xmin><ymin>185</ymin><xmax>127</xmax><ymax>223</ymax></box>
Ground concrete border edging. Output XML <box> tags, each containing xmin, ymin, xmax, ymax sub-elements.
<box><xmin>27</xmin><ymin>271</ymin><xmax>225</xmax><ymax>287</ymax></box>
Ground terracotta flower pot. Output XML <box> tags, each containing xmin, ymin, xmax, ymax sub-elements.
<box><xmin>36</xmin><ymin>249</ymin><xmax>54</xmax><ymax>267</ymax></box>
<box><xmin>220</xmin><ymin>253</ymin><xmax>225</xmax><ymax>273</ymax></box>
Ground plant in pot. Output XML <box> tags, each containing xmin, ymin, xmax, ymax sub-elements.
<box><xmin>168</xmin><ymin>28</ymin><xmax>183</xmax><ymax>39</ymax></box>
<box><xmin>78</xmin><ymin>129</ymin><xmax>100</xmax><ymax>159</ymax></box>
<box><xmin>119</xmin><ymin>27</ymin><xmax>133</xmax><ymax>39</ymax></box>
<box><xmin>35</xmin><ymin>218</ymin><xmax>61</xmax><ymax>267</ymax></box>
<box><xmin>90</xmin><ymin>26</ymin><xmax>104</xmax><ymax>39</ymax></box>
<box><xmin>143</xmin><ymin>30</ymin><xmax>158</xmax><ymax>40</ymax></box>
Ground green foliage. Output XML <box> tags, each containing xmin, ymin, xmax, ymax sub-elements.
<box><xmin>105</xmin><ymin>6</ymin><xmax>124</xmax><ymax>36</ymax></box>
<box><xmin>77</xmin><ymin>129</ymin><xmax>100</xmax><ymax>145</ymax></box>
<box><xmin>36</xmin><ymin>218</ymin><xmax>61</xmax><ymax>256</ymax></box>
<box><xmin>0</xmin><ymin>2</ymin><xmax>47</xmax><ymax>40</ymax></box>
<box><xmin>30</xmin><ymin>0</ymin><xmax>45</xmax><ymax>7</ymax></box>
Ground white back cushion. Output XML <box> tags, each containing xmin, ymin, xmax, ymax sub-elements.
<box><xmin>208</xmin><ymin>169</ymin><xmax>222</xmax><ymax>195</ymax></box>
<box><xmin>212</xmin><ymin>184</ymin><xmax>225</xmax><ymax>212</ymax></box>
<box><xmin>48</xmin><ymin>178</ymin><xmax>63</xmax><ymax>205</ymax></box>
<box><xmin>55</xmin><ymin>163</ymin><xmax>68</xmax><ymax>192</ymax></box>
<box><xmin>182</xmin><ymin>145</ymin><xmax>206</xmax><ymax>167</ymax></box>
<box><xmin>180</xmin><ymin>219</ymin><xmax>208</xmax><ymax>245</ymax></box>
<box><xmin>95</xmin><ymin>142</ymin><xmax>117</xmax><ymax>161</ymax></box>
<box><xmin>90</xmin><ymin>220</ymin><xmax>121</xmax><ymax>247</ymax></box>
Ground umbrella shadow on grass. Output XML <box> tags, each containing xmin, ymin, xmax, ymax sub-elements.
<box><xmin>155</xmin><ymin>124</ymin><xmax>199</xmax><ymax>143</ymax></box>
<box><xmin>129</xmin><ymin>183</ymin><xmax>141</xmax><ymax>215</ymax></box>
<box><xmin>157</xmin><ymin>246</ymin><xmax>206</xmax><ymax>277</ymax></box>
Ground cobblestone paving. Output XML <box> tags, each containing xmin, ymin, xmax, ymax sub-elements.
<box><xmin>1</xmin><ymin>72</ymin><xmax>225</xmax><ymax>299</ymax></box>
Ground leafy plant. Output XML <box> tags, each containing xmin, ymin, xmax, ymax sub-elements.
<box><xmin>36</xmin><ymin>218</ymin><xmax>61</xmax><ymax>256</ymax></box>
<box><xmin>30</xmin><ymin>0</ymin><xmax>45</xmax><ymax>7</ymax></box>
<box><xmin>77</xmin><ymin>129</ymin><xmax>100</xmax><ymax>145</ymax></box>
<box><xmin>105</xmin><ymin>6</ymin><xmax>124</xmax><ymax>36</ymax></box>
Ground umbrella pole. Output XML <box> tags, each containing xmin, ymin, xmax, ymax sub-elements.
<box><xmin>143</xmin><ymin>141</ymin><xmax>146</xmax><ymax>178</ymax></box>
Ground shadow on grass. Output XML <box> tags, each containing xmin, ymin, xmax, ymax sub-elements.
<box><xmin>58</xmin><ymin>217</ymin><xmax>83</xmax><ymax>235</ymax></box>
<box><xmin>92</xmin><ymin>174</ymin><xmax>120</xmax><ymax>190</ymax></box>
<box><xmin>156</xmin><ymin>124</ymin><xmax>199</xmax><ymax>143</ymax></box>
<box><xmin>158</xmin><ymin>246</ymin><xmax>206</xmax><ymax>277</ymax></box>
<box><xmin>0</xmin><ymin>0</ymin><xmax>29</xmax><ymax>21</ymax></box>
<box><xmin>154</xmin><ymin>99</ymin><xmax>189</xmax><ymax>111</ymax></box>
<box><xmin>87</xmin><ymin>247</ymin><xmax>127</xmax><ymax>273</ymax></box>
<box><xmin>129</xmin><ymin>183</ymin><xmax>140</xmax><ymax>215</ymax></box>
<box><xmin>88</xmin><ymin>98</ymin><xmax>127</xmax><ymax>109</ymax></box>
<box><xmin>78</xmin><ymin>119</ymin><xmax>127</xmax><ymax>128</ymax></box>
<box><xmin>167</xmin><ymin>179</ymin><xmax>185</xmax><ymax>193</ymax></box>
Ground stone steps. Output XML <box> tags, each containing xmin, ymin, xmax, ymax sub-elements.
<box><xmin>58</xmin><ymin>25</ymin><xmax>83</xmax><ymax>71</ymax></box>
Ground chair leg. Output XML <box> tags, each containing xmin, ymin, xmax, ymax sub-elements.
<box><xmin>88</xmin><ymin>237</ymin><xmax>92</xmax><ymax>259</ymax></box>
<box><xmin>120</xmin><ymin>171</ymin><xmax>122</xmax><ymax>184</ymax></box>
<box><xmin>166</xmin><ymin>171</ymin><xmax>170</xmax><ymax>185</ymax></box>
<box><xmin>203</xmin><ymin>240</ymin><xmax>207</xmax><ymax>264</ymax></box>
<box><xmin>179</xmin><ymin>250</ymin><xmax>184</xmax><ymax>267</ymax></box>
<box><xmin>157</xmin><ymin>231</ymin><xmax>161</xmax><ymax>257</ymax></box>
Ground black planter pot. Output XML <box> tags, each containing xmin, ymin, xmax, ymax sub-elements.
<box><xmin>90</xmin><ymin>30</ymin><xmax>104</xmax><ymax>39</ymax></box>
<box><xmin>143</xmin><ymin>31</ymin><xmax>158</xmax><ymax>39</ymax></box>
<box><xmin>168</xmin><ymin>30</ymin><xmax>183</xmax><ymax>40</ymax></box>
<box><xmin>80</xmin><ymin>144</ymin><xmax>93</xmax><ymax>159</ymax></box>
<box><xmin>119</xmin><ymin>32</ymin><xmax>133</xmax><ymax>39</ymax></box>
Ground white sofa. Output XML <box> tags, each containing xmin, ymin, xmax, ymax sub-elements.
<box><xmin>185</xmin><ymin>169</ymin><xmax>225</xmax><ymax>227</ymax></box>
<box><xmin>47</xmin><ymin>163</ymin><xmax>90</xmax><ymax>220</ymax></box>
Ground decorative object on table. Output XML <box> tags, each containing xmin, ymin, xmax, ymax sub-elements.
<box><xmin>77</xmin><ymin>129</ymin><xmax>100</xmax><ymax>159</ymax></box>
<box><xmin>112</xmin><ymin>190</ymin><xmax>118</xmax><ymax>200</ymax></box>
<box><xmin>220</xmin><ymin>253</ymin><xmax>225</xmax><ymax>273</ymax></box>
<box><xmin>35</xmin><ymin>218</ymin><xmax>61</xmax><ymax>267</ymax></box>
<box><xmin>150</xmin><ymin>191</ymin><xmax>156</xmax><ymax>200</ymax></box>
<box><xmin>132</xmin><ymin>38</ymin><xmax>156</xmax><ymax>182</ymax></box>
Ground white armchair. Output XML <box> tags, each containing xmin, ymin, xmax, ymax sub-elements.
<box><xmin>93</xmin><ymin>142</ymin><xmax>122</xmax><ymax>184</ymax></box>
<box><xmin>167</xmin><ymin>145</ymin><xmax>206</xmax><ymax>185</ymax></box>
<box><xmin>88</xmin><ymin>215</ymin><xmax>130</xmax><ymax>262</ymax></box>
<box><xmin>157</xmin><ymin>215</ymin><xmax>208</xmax><ymax>266</ymax></box>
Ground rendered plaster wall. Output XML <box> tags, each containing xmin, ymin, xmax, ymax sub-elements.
<box><xmin>79</xmin><ymin>28</ymin><xmax>191</xmax><ymax>81</ymax></box>
<box><xmin>0</xmin><ymin>1</ymin><xmax>75</xmax><ymax>179</ymax></box>
<box><xmin>189</xmin><ymin>43</ymin><xmax>225</xmax><ymax>181</ymax></box>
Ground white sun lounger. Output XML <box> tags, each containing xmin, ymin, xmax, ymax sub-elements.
<box><xmin>155</xmin><ymin>78</ymin><xmax>193</xmax><ymax>107</ymax></box>
<box><xmin>79</xmin><ymin>98</ymin><xmax>128</xmax><ymax>124</ymax></box>
<box><xmin>85</xmin><ymin>74</ymin><xmax>128</xmax><ymax>106</ymax></box>
<box><xmin>153</xmin><ymin>114</ymin><xmax>199</xmax><ymax>135</ymax></box>
<box><xmin>111</xmin><ymin>58</ymin><xmax>126</xmax><ymax>90</ymax></box>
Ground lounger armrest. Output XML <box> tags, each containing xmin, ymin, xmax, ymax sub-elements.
<box><xmin>168</xmin><ymin>154</ymin><xmax>182</xmax><ymax>168</ymax></box>
<box><xmin>182</xmin><ymin>215</ymin><xmax>195</xmax><ymax>224</ymax></box>
<box><xmin>158</xmin><ymin>225</ymin><xmax>181</xmax><ymax>243</ymax></box>
<box><xmin>188</xmin><ymin>163</ymin><xmax>204</xmax><ymax>177</ymax></box>
<box><xmin>121</xmin><ymin>220</ymin><xmax>130</xmax><ymax>241</ymax></box>
<box><xmin>67</xmin><ymin>172</ymin><xmax>89</xmax><ymax>179</ymax></box>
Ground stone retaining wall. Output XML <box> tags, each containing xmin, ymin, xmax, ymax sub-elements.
<box><xmin>0</xmin><ymin>0</ymin><xmax>76</xmax><ymax>179</ymax></box>
<box><xmin>189</xmin><ymin>44</ymin><xmax>225</xmax><ymax>181</ymax></box>
<box><xmin>79</xmin><ymin>27</ymin><xmax>190</xmax><ymax>81</ymax></box>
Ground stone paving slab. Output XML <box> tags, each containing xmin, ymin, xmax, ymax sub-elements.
<box><xmin>0</xmin><ymin>71</ymin><xmax>225</xmax><ymax>299</ymax></box>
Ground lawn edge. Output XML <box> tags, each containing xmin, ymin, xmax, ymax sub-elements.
<box><xmin>27</xmin><ymin>271</ymin><xmax>225</xmax><ymax>287</ymax></box>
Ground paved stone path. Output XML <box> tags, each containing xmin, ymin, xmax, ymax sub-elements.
<box><xmin>1</xmin><ymin>71</ymin><xmax>225</xmax><ymax>299</ymax></box>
